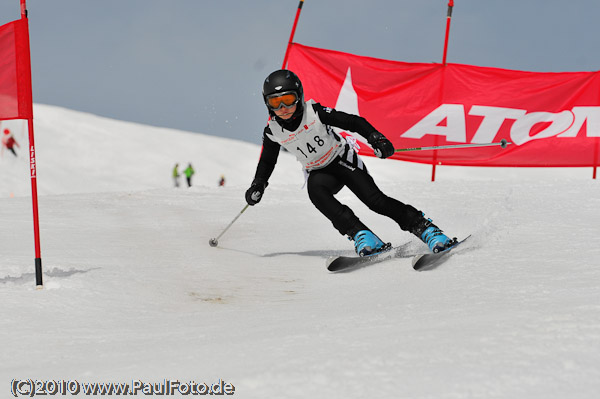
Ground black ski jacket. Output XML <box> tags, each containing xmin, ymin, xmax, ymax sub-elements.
<box><xmin>252</xmin><ymin>102</ymin><xmax>378</xmax><ymax>184</ymax></box>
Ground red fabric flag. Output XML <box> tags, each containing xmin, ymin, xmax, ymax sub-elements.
<box><xmin>287</xmin><ymin>43</ymin><xmax>600</xmax><ymax>167</ymax></box>
<box><xmin>0</xmin><ymin>18</ymin><xmax>33</xmax><ymax>120</ymax></box>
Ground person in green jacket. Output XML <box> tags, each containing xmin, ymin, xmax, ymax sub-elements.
<box><xmin>183</xmin><ymin>163</ymin><xmax>195</xmax><ymax>187</ymax></box>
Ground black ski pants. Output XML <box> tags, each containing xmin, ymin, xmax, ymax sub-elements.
<box><xmin>306</xmin><ymin>149</ymin><xmax>422</xmax><ymax>238</ymax></box>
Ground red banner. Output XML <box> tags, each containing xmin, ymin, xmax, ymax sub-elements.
<box><xmin>287</xmin><ymin>43</ymin><xmax>600</xmax><ymax>167</ymax></box>
<box><xmin>0</xmin><ymin>18</ymin><xmax>33</xmax><ymax>121</ymax></box>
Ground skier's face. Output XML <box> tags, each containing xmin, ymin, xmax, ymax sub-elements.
<box><xmin>274</xmin><ymin>104</ymin><xmax>297</xmax><ymax>120</ymax></box>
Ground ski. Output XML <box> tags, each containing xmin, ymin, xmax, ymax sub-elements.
<box><xmin>412</xmin><ymin>235</ymin><xmax>471</xmax><ymax>271</ymax></box>
<box><xmin>327</xmin><ymin>242</ymin><xmax>412</xmax><ymax>272</ymax></box>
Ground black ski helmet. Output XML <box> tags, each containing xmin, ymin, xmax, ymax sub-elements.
<box><xmin>262</xmin><ymin>69</ymin><xmax>304</xmax><ymax>116</ymax></box>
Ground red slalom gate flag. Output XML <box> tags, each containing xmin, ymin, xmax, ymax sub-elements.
<box><xmin>0</xmin><ymin>18</ymin><xmax>33</xmax><ymax>121</ymax></box>
<box><xmin>287</xmin><ymin>43</ymin><xmax>600</xmax><ymax>167</ymax></box>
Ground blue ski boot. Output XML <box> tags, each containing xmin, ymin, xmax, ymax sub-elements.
<box><xmin>413</xmin><ymin>217</ymin><xmax>456</xmax><ymax>253</ymax></box>
<box><xmin>352</xmin><ymin>230</ymin><xmax>390</xmax><ymax>257</ymax></box>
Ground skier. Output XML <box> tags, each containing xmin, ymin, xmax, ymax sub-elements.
<box><xmin>1</xmin><ymin>129</ymin><xmax>19</xmax><ymax>157</ymax></box>
<box><xmin>245</xmin><ymin>69</ymin><xmax>456</xmax><ymax>257</ymax></box>
<box><xmin>183</xmin><ymin>163</ymin><xmax>195</xmax><ymax>187</ymax></box>
<box><xmin>172</xmin><ymin>163</ymin><xmax>180</xmax><ymax>187</ymax></box>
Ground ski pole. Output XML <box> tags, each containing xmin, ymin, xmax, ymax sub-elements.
<box><xmin>209</xmin><ymin>204</ymin><xmax>250</xmax><ymax>247</ymax></box>
<box><xmin>395</xmin><ymin>138</ymin><xmax>510</xmax><ymax>152</ymax></box>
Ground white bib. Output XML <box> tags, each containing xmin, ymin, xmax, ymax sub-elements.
<box><xmin>267</xmin><ymin>100</ymin><xmax>346</xmax><ymax>170</ymax></box>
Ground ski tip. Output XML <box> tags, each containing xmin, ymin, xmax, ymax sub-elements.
<box><xmin>411</xmin><ymin>254</ymin><xmax>425</xmax><ymax>268</ymax></box>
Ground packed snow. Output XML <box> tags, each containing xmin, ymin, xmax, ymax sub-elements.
<box><xmin>1</xmin><ymin>104</ymin><xmax>599</xmax><ymax>398</ymax></box>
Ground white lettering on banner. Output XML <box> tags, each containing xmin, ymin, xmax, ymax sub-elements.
<box><xmin>400</xmin><ymin>104</ymin><xmax>600</xmax><ymax>145</ymax></box>
<box><xmin>511</xmin><ymin>110</ymin><xmax>573</xmax><ymax>145</ymax></box>
<box><xmin>558</xmin><ymin>107</ymin><xmax>600</xmax><ymax>138</ymax></box>
<box><xmin>469</xmin><ymin>106</ymin><xmax>526</xmax><ymax>143</ymax></box>
<box><xmin>402</xmin><ymin>104</ymin><xmax>466</xmax><ymax>142</ymax></box>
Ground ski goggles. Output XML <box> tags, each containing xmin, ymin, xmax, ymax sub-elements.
<box><xmin>266</xmin><ymin>91</ymin><xmax>299</xmax><ymax>110</ymax></box>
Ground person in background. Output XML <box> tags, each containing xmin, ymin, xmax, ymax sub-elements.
<box><xmin>219</xmin><ymin>175</ymin><xmax>226</xmax><ymax>187</ymax></box>
<box><xmin>245</xmin><ymin>69</ymin><xmax>457</xmax><ymax>257</ymax></box>
<box><xmin>1</xmin><ymin>129</ymin><xmax>19</xmax><ymax>157</ymax></box>
<box><xmin>172</xmin><ymin>163</ymin><xmax>180</xmax><ymax>187</ymax></box>
<box><xmin>183</xmin><ymin>163</ymin><xmax>195</xmax><ymax>187</ymax></box>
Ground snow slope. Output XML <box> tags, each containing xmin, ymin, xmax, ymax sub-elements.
<box><xmin>1</xmin><ymin>105</ymin><xmax>600</xmax><ymax>398</ymax></box>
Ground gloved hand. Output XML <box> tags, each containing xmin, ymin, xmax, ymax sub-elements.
<box><xmin>245</xmin><ymin>180</ymin><xmax>268</xmax><ymax>206</ymax></box>
<box><xmin>368</xmin><ymin>132</ymin><xmax>395</xmax><ymax>159</ymax></box>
